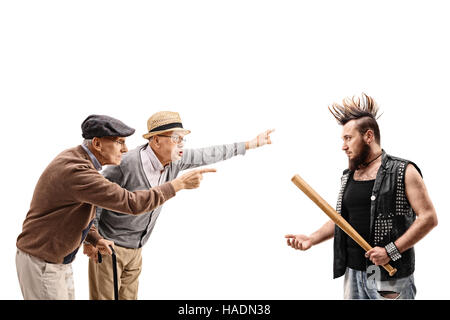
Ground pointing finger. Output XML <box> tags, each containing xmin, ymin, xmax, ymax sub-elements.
<box><xmin>197</xmin><ymin>168</ymin><xmax>217</xmax><ymax>174</ymax></box>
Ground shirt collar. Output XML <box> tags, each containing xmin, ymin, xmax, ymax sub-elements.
<box><xmin>81</xmin><ymin>144</ymin><xmax>103</xmax><ymax>171</ymax></box>
<box><xmin>143</xmin><ymin>144</ymin><xmax>165</xmax><ymax>172</ymax></box>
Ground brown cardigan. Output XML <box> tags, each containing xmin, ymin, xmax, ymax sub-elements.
<box><xmin>16</xmin><ymin>145</ymin><xmax>175</xmax><ymax>264</ymax></box>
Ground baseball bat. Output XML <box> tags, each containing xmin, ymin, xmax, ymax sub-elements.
<box><xmin>291</xmin><ymin>174</ymin><xmax>397</xmax><ymax>277</ymax></box>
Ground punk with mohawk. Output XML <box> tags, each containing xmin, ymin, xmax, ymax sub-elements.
<box><xmin>329</xmin><ymin>93</ymin><xmax>381</xmax><ymax>145</ymax></box>
<box><xmin>285</xmin><ymin>93</ymin><xmax>437</xmax><ymax>300</ymax></box>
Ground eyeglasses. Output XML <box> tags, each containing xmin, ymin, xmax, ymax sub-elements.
<box><xmin>104</xmin><ymin>137</ymin><xmax>126</xmax><ymax>146</ymax></box>
<box><xmin>158</xmin><ymin>135</ymin><xmax>186</xmax><ymax>144</ymax></box>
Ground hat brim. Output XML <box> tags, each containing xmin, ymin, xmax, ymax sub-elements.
<box><xmin>142</xmin><ymin>128</ymin><xmax>191</xmax><ymax>140</ymax></box>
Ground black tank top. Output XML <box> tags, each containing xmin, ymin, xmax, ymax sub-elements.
<box><xmin>342</xmin><ymin>172</ymin><xmax>375</xmax><ymax>271</ymax></box>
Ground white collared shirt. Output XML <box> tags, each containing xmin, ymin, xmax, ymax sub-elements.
<box><xmin>140</xmin><ymin>144</ymin><xmax>165</xmax><ymax>187</ymax></box>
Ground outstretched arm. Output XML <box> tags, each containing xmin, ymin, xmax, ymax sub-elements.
<box><xmin>177</xmin><ymin>129</ymin><xmax>275</xmax><ymax>171</ymax></box>
<box><xmin>285</xmin><ymin>219</ymin><xmax>335</xmax><ymax>250</ymax></box>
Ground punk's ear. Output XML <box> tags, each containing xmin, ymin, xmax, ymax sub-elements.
<box><xmin>364</xmin><ymin>129</ymin><xmax>375</xmax><ymax>144</ymax></box>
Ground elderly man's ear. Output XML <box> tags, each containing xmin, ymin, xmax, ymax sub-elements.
<box><xmin>149</xmin><ymin>136</ymin><xmax>160</xmax><ymax>148</ymax></box>
<box><xmin>90</xmin><ymin>137</ymin><xmax>102</xmax><ymax>151</ymax></box>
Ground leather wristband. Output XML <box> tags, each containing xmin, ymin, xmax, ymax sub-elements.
<box><xmin>385</xmin><ymin>242</ymin><xmax>402</xmax><ymax>261</ymax></box>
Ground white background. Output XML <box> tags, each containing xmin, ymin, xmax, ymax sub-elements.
<box><xmin>0</xmin><ymin>0</ymin><xmax>449</xmax><ymax>300</ymax></box>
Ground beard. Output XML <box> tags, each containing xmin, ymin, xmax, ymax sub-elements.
<box><xmin>348</xmin><ymin>142</ymin><xmax>371</xmax><ymax>171</ymax></box>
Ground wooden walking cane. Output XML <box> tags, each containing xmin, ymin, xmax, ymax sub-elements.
<box><xmin>291</xmin><ymin>174</ymin><xmax>397</xmax><ymax>276</ymax></box>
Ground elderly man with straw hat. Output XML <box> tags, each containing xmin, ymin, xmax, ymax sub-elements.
<box><xmin>16</xmin><ymin>114</ymin><xmax>213</xmax><ymax>300</ymax></box>
<box><xmin>84</xmin><ymin>111</ymin><xmax>274</xmax><ymax>300</ymax></box>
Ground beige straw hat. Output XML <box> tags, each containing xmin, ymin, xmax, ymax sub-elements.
<box><xmin>142</xmin><ymin>111</ymin><xmax>191</xmax><ymax>139</ymax></box>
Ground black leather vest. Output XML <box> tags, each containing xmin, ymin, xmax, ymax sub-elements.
<box><xmin>333</xmin><ymin>150</ymin><xmax>421</xmax><ymax>281</ymax></box>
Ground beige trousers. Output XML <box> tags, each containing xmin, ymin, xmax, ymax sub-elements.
<box><xmin>89</xmin><ymin>245</ymin><xmax>142</xmax><ymax>300</ymax></box>
<box><xmin>15</xmin><ymin>249</ymin><xmax>75</xmax><ymax>300</ymax></box>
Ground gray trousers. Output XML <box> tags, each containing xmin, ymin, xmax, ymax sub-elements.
<box><xmin>16</xmin><ymin>249</ymin><xmax>75</xmax><ymax>300</ymax></box>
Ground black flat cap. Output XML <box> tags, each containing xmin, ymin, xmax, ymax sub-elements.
<box><xmin>81</xmin><ymin>114</ymin><xmax>136</xmax><ymax>139</ymax></box>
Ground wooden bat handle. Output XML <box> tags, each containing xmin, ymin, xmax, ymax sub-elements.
<box><xmin>291</xmin><ymin>174</ymin><xmax>397</xmax><ymax>277</ymax></box>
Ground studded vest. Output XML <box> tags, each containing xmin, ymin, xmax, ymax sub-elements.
<box><xmin>333</xmin><ymin>150</ymin><xmax>421</xmax><ymax>281</ymax></box>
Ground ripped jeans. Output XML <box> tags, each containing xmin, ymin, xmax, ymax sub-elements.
<box><xmin>343</xmin><ymin>267</ymin><xmax>416</xmax><ymax>300</ymax></box>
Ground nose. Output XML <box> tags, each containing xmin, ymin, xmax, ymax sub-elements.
<box><xmin>342</xmin><ymin>143</ymin><xmax>348</xmax><ymax>151</ymax></box>
<box><xmin>122</xmin><ymin>144</ymin><xmax>128</xmax><ymax>153</ymax></box>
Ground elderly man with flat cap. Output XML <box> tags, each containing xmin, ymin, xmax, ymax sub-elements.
<box><xmin>84</xmin><ymin>111</ymin><xmax>274</xmax><ymax>300</ymax></box>
<box><xmin>16</xmin><ymin>114</ymin><xmax>214</xmax><ymax>300</ymax></box>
